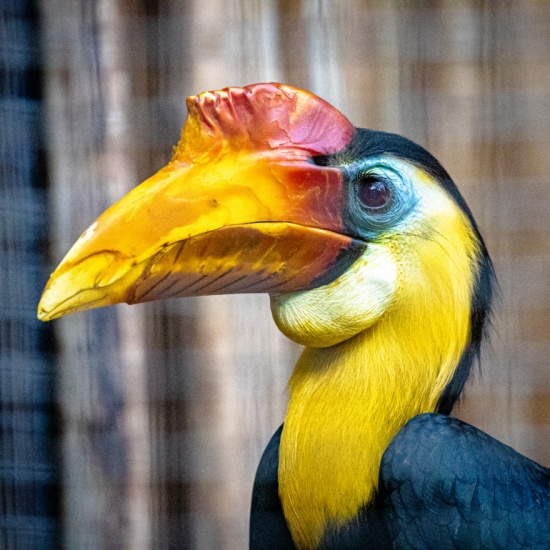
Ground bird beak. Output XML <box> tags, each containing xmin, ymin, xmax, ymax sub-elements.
<box><xmin>38</xmin><ymin>83</ymin><xmax>363</xmax><ymax>321</ymax></box>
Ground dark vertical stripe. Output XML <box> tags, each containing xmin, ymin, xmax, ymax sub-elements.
<box><xmin>0</xmin><ymin>1</ymin><xmax>60</xmax><ymax>549</ymax></box>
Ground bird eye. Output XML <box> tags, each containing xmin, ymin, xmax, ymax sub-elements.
<box><xmin>357</xmin><ymin>174</ymin><xmax>392</xmax><ymax>210</ymax></box>
<box><xmin>346</xmin><ymin>160</ymin><xmax>417</xmax><ymax>238</ymax></box>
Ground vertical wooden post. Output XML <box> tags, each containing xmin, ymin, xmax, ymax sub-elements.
<box><xmin>178</xmin><ymin>2</ymin><xmax>295</xmax><ymax>547</ymax></box>
<box><xmin>40</xmin><ymin>1</ymin><xmax>151</xmax><ymax>547</ymax></box>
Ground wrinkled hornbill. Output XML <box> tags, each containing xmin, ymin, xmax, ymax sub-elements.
<box><xmin>38</xmin><ymin>83</ymin><xmax>549</xmax><ymax>549</ymax></box>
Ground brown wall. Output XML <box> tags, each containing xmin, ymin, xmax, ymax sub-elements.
<box><xmin>41</xmin><ymin>1</ymin><xmax>550</xmax><ymax>548</ymax></box>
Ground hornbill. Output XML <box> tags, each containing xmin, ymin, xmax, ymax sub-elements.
<box><xmin>38</xmin><ymin>83</ymin><xmax>549</xmax><ymax>549</ymax></box>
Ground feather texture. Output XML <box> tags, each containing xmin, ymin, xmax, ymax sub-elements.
<box><xmin>251</xmin><ymin>416</ymin><xmax>550</xmax><ymax>549</ymax></box>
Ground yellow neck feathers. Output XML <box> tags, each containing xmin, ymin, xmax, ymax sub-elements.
<box><xmin>278</xmin><ymin>205</ymin><xmax>480</xmax><ymax>549</ymax></box>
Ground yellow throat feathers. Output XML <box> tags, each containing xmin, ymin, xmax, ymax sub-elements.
<box><xmin>278</xmin><ymin>190</ymin><xmax>480</xmax><ymax>549</ymax></box>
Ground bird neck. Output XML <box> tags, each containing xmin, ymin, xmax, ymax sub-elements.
<box><xmin>278</xmin><ymin>258</ymin><xmax>475</xmax><ymax>549</ymax></box>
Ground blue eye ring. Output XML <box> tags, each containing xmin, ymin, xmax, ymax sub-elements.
<box><xmin>346</xmin><ymin>160</ymin><xmax>417</xmax><ymax>237</ymax></box>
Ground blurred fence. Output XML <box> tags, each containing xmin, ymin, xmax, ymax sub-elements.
<box><xmin>1</xmin><ymin>1</ymin><xmax>549</xmax><ymax>548</ymax></box>
<box><xmin>0</xmin><ymin>2</ymin><xmax>60</xmax><ymax>548</ymax></box>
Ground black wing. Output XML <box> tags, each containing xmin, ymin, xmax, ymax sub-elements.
<box><xmin>380</xmin><ymin>413</ymin><xmax>550</xmax><ymax>549</ymax></box>
<box><xmin>250</xmin><ymin>415</ymin><xmax>550</xmax><ymax>549</ymax></box>
<box><xmin>250</xmin><ymin>425</ymin><xmax>296</xmax><ymax>549</ymax></box>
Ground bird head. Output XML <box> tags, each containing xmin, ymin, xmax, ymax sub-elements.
<box><xmin>38</xmin><ymin>83</ymin><xmax>493</xmax><ymax>410</ymax></box>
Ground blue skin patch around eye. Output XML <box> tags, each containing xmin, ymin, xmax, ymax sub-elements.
<box><xmin>344</xmin><ymin>156</ymin><xmax>419</xmax><ymax>239</ymax></box>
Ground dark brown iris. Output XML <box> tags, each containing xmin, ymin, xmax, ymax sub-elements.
<box><xmin>358</xmin><ymin>175</ymin><xmax>391</xmax><ymax>209</ymax></box>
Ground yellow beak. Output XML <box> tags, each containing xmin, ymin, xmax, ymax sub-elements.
<box><xmin>38</xmin><ymin>83</ymin><xmax>362</xmax><ymax>321</ymax></box>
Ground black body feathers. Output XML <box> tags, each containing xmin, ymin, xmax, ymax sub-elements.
<box><xmin>250</xmin><ymin>416</ymin><xmax>550</xmax><ymax>549</ymax></box>
<box><xmin>381</xmin><ymin>414</ymin><xmax>550</xmax><ymax>549</ymax></box>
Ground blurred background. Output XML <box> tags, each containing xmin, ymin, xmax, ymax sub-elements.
<box><xmin>1</xmin><ymin>0</ymin><xmax>549</xmax><ymax>548</ymax></box>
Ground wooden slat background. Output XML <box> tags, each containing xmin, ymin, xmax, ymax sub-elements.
<box><xmin>38</xmin><ymin>1</ymin><xmax>549</xmax><ymax>548</ymax></box>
